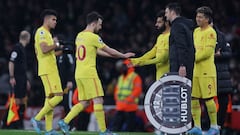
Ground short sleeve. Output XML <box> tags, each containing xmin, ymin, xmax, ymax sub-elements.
<box><xmin>10</xmin><ymin>50</ymin><xmax>18</xmax><ymax>62</ymax></box>
<box><xmin>94</xmin><ymin>36</ymin><xmax>105</xmax><ymax>49</ymax></box>
<box><xmin>37</xmin><ymin>30</ymin><xmax>48</xmax><ymax>43</ymax></box>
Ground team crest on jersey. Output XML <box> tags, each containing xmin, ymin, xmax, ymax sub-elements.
<box><xmin>39</xmin><ymin>31</ymin><xmax>46</xmax><ymax>40</ymax></box>
<box><xmin>40</xmin><ymin>31</ymin><xmax>45</xmax><ymax>35</ymax></box>
<box><xmin>98</xmin><ymin>38</ymin><xmax>103</xmax><ymax>43</ymax></box>
<box><xmin>209</xmin><ymin>33</ymin><xmax>215</xmax><ymax>39</ymax></box>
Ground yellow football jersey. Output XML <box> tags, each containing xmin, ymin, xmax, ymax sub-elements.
<box><xmin>75</xmin><ymin>31</ymin><xmax>105</xmax><ymax>78</ymax></box>
<box><xmin>193</xmin><ymin>26</ymin><xmax>217</xmax><ymax>77</ymax></box>
<box><xmin>34</xmin><ymin>26</ymin><xmax>58</xmax><ymax>75</ymax></box>
<box><xmin>131</xmin><ymin>32</ymin><xmax>170</xmax><ymax>80</ymax></box>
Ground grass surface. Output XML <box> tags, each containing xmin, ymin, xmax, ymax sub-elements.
<box><xmin>0</xmin><ymin>129</ymin><xmax>155</xmax><ymax>135</ymax></box>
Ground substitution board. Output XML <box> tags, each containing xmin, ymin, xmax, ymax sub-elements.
<box><xmin>144</xmin><ymin>73</ymin><xmax>192</xmax><ymax>134</ymax></box>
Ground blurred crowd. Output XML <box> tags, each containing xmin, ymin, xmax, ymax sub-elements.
<box><xmin>0</xmin><ymin>0</ymin><xmax>240</xmax><ymax>107</ymax></box>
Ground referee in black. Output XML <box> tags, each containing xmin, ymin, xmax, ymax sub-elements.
<box><xmin>8</xmin><ymin>30</ymin><xmax>31</xmax><ymax>129</ymax></box>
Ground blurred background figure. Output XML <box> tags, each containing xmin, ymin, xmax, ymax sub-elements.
<box><xmin>213</xmin><ymin>22</ymin><xmax>233</xmax><ymax>134</ymax></box>
<box><xmin>54</xmin><ymin>35</ymin><xmax>75</xmax><ymax>130</ymax></box>
<box><xmin>54</xmin><ymin>36</ymin><xmax>75</xmax><ymax>111</ymax></box>
<box><xmin>111</xmin><ymin>59</ymin><xmax>142</xmax><ymax>132</ymax></box>
<box><xmin>2</xmin><ymin>30</ymin><xmax>31</xmax><ymax>129</ymax></box>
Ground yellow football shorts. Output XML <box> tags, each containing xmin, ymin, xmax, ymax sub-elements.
<box><xmin>192</xmin><ymin>77</ymin><xmax>217</xmax><ymax>99</ymax></box>
<box><xmin>76</xmin><ymin>78</ymin><xmax>104</xmax><ymax>100</ymax></box>
<box><xmin>40</xmin><ymin>72</ymin><xmax>63</xmax><ymax>97</ymax></box>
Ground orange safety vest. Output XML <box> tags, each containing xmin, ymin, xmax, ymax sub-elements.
<box><xmin>115</xmin><ymin>71</ymin><xmax>142</xmax><ymax>112</ymax></box>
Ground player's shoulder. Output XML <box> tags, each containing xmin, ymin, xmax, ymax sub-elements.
<box><xmin>12</xmin><ymin>43</ymin><xmax>23</xmax><ymax>53</ymax></box>
<box><xmin>194</xmin><ymin>27</ymin><xmax>201</xmax><ymax>33</ymax></box>
<box><xmin>78</xmin><ymin>31</ymin><xmax>98</xmax><ymax>38</ymax></box>
<box><xmin>206</xmin><ymin>26</ymin><xmax>216</xmax><ymax>34</ymax></box>
<box><xmin>36</xmin><ymin>26</ymin><xmax>48</xmax><ymax>36</ymax></box>
<box><xmin>161</xmin><ymin>31</ymin><xmax>170</xmax><ymax>37</ymax></box>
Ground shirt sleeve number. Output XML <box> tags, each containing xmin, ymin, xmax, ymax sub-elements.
<box><xmin>77</xmin><ymin>45</ymin><xmax>86</xmax><ymax>61</ymax></box>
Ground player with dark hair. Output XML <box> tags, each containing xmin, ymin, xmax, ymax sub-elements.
<box><xmin>58</xmin><ymin>11</ymin><xmax>135</xmax><ymax>135</ymax></box>
<box><xmin>165</xmin><ymin>2</ymin><xmax>195</xmax><ymax>80</ymax></box>
<box><xmin>187</xmin><ymin>6</ymin><xmax>219</xmax><ymax>135</ymax></box>
<box><xmin>130</xmin><ymin>10</ymin><xmax>170</xmax><ymax>135</ymax></box>
<box><xmin>31</xmin><ymin>9</ymin><xmax>63</xmax><ymax>135</ymax></box>
<box><xmin>131</xmin><ymin>10</ymin><xmax>170</xmax><ymax>80</ymax></box>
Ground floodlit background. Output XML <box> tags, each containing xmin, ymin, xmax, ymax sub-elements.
<box><xmin>0</xmin><ymin>0</ymin><xmax>240</xmax><ymax>134</ymax></box>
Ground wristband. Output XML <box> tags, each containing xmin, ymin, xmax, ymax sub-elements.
<box><xmin>56</xmin><ymin>42</ymin><xmax>60</xmax><ymax>47</ymax></box>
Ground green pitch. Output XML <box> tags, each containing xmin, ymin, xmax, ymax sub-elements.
<box><xmin>0</xmin><ymin>130</ymin><xmax>155</xmax><ymax>135</ymax></box>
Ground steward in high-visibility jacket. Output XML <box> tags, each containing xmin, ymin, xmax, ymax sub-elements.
<box><xmin>112</xmin><ymin>59</ymin><xmax>142</xmax><ymax>131</ymax></box>
<box><xmin>114</xmin><ymin>59</ymin><xmax>142</xmax><ymax>112</ymax></box>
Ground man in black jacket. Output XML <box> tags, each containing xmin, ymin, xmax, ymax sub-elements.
<box><xmin>165</xmin><ymin>3</ymin><xmax>195</xmax><ymax>80</ymax></box>
<box><xmin>54</xmin><ymin>36</ymin><xmax>75</xmax><ymax>114</ymax></box>
<box><xmin>213</xmin><ymin>25</ymin><xmax>232</xmax><ymax>130</ymax></box>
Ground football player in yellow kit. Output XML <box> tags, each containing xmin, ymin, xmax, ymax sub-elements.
<box><xmin>58</xmin><ymin>11</ymin><xmax>134</xmax><ymax>135</ymax></box>
<box><xmin>187</xmin><ymin>6</ymin><xmax>219</xmax><ymax>135</ymax></box>
<box><xmin>31</xmin><ymin>9</ymin><xmax>63</xmax><ymax>135</ymax></box>
<box><xmin>130</xmin><ymin>10</ymin><xmax>170</xmax><ymax>80</ymax></box>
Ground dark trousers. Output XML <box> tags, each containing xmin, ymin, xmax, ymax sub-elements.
<box><xmin>217</xmin><ymin>93</ymin><xmax>229</xmax><ymax>127</ymax></box>
<box><xmin>111</xmin><ymin>111</ymin><xmax>136</xmax><ymax>132</ymax></box>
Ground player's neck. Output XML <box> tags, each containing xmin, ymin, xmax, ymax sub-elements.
<box><xmin>42</xmin><ymin>24</ymin><xmax>50</xmax><ymax>31</ymax></box>
<box><xmin>163</xmin><ymin>26</ymin><xmax>170</xmax><ymax>34</ymax></box>
<box><xmin>200</xmin><ymin>24</ymin><xmax>209</xmax><ymax>30</ymax></box>
<box><xmin>84</xmin><ymin>25</ymin><xmax>94</xmax><ymax>33</ymax></box>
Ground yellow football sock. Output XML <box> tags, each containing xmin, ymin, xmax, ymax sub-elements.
<box><xmin>205</xmin><ymin>99</ymin><xmax>218</xmax><ymax>126</ymax></box>
<box><xmin>45</xmin><ymin>109</ymin><xmax>53</xmax><ymax>131</ymax></box>
<box><xmin>64</xmin><ymin>103</ymin><xmax>84</xmax><ymax>124</ymax></box>
<box><xmin>35</xmin><ymin>96</ymin><xmax>62</xmax><ymax>120</ymax></box>
<box><xmin>191</xmin><ymin>99</ymin><xmax>201</xmax><ymax>128</ymax></box>
<box><xmin>94</xmin><ymin>104</ymin><xmax>106</xmax><ymax>132</ymax></box>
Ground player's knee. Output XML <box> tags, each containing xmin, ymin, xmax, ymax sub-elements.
<box><xmin>84</xmin><ymin>100</ymin><xmax>91</xmax><ymax>108</ymax></box>
<box><xmin>79</xmin><ymin>100</ymin><xmax>89</xmax><ymax>108</ymax></box>
<box><xmin>55</xmin><ymin>95</ymin><xmax>63</xmax><ymax>102</ymax></box>
<box><xmin>93</xmin><ymin>97</ymin><xmax>103</xmax><ymax>104</ymax></box>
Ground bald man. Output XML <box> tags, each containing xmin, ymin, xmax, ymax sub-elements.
<box><xmin>8</xmin><ymin>30</ymin><xmax>31</xmax><ymax>129</ymax></box>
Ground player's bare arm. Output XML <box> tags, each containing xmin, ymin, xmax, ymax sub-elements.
<box><xmin>100</xmin><ymin>45</ymin><xmax>135</xmax><ymax>58</ymax></box>
<box><xmin>97</xmin><ymin>48</ymin><xmax>112</xmax><ymax>57</ymax></box>
<box><xmin>40</xmin><ymin>42</ymin><xmax>59</xmax><ymax>54</ymax></box>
